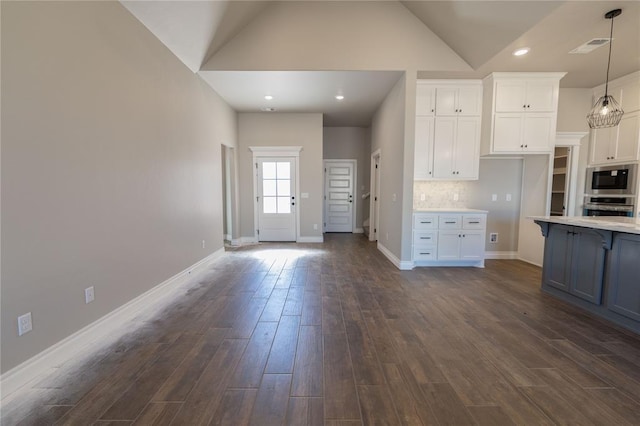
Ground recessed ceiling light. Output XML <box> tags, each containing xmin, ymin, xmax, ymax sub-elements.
<box><xmin>513</xmin><ymin>47</ymin><xmax>530</xmax><ymax>57</ymax></box>
<box><xmin>335</xmin><ymin>95</ymin><xmax>345</xmax><ymax>101</ymax></box>
<box><xmin>264</xmin><ymin>95</ymin><xmax>273</xmax><ymax>100</ymax></box>
<box><xmin>261</xmin><ymin>107</ymin><xmax>276</xmax><ymax>112</ymax></box>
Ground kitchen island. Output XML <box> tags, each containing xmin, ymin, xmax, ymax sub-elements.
<box><xmin>531</xmin><ymin>216</ymin><xmax>640</xmax><ymax>334</ymax></box>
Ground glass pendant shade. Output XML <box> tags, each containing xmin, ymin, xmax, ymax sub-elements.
<box><xmin>587</xmin><ymin>94</ymin><xmax>624</xmax><ymax>129</ymax></box>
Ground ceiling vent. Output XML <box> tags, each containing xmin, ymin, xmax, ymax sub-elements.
<box><xmin>569</xmin><ymin>38</ymin><xmax>611</xmax><ymax>54</ymax></box>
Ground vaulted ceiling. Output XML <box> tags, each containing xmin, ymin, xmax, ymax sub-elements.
<box><xmin>122</xmin><ymin>1</ymin><xmax>640</xmax><ymax>126</ymax></box>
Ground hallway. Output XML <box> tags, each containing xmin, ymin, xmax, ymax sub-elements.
<box><xmin>3</xmin><ymin>234</ymin><xmax>640</xmax><ymax>425</ymax></box>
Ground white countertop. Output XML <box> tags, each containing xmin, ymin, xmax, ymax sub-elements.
<box><xmin>529</xmin><ymin>216</ymin><xmax>640</xmax><ymax>235</ymax></box>
<box><xmin>414</xmin><ymin>208</ymin><xmax>488</xmax><ymax>214</ymax></box>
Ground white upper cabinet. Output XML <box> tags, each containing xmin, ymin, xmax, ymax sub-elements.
<box><xmin>414</xmin><ymin>115</ymin><xmax>434</xmax><ymax>179</ymax></box>
<box><xmin>495</xmin><ymin>79</ymin><xmax>558</xmax><ymax>112</ymax></box>
<box><xmin>415</xmin><ymin>80</ymin><xmax>482</xmax><ymax>181</ymax></box>
<box><xmin>416</xmin><ymin>84</ymin><xmax>436</xmax><ymax>116</ymax></box>
<box><xmin>481</xmin><ymin>72</ymin><xmax>565</xmax><ymax>155</ymax></box>
<box><xmin>435</xmin><ymin>86</ymin><xmax>482</xmax><ymax>116</ymax></box>
<box><xmin>589</xmin><ymin>112</ymin><xmax>640</xmax><ymax>165</ymax></box>
<box><xmin>589</xmin><ymin>72</ymin><xmax>640</xmax><ymax>166</ymax></box>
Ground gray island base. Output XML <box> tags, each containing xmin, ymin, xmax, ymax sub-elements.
<box><xmin>531</xmin><ymin>216</ymin><xmax>640</xmax><ymax>335</ymax></box>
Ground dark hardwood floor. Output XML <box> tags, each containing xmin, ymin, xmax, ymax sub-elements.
<box><xmin>3</xmin><ymin>233</ymin><xmax>640</xmax><ymax>425</ymax></box>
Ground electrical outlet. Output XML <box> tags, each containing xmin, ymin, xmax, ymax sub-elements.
<box><xmin>18</xmin><ymin>312</ymin><xmax>33</xmax><ymax>336</ymax></box>
<box><xmin>313</xmin><ymin>224</ymin><xmax>318</xmax><ymax>230</ymax></box>
<box><xmin>202</xmin><ymin>240</ymin><xmax>206</xmax><ymax>249</ymax></box>
<box><xmin>453</xmin><ymin>193</ymin><xmax>459</xmax><ymax>201</ymax></box>
<box><xmin>490</xmin><ymin>233</ymin><xmax>499</xmax><ymax>243</ymax></box>
<box><xmin>506</xmin><ymin>193</ymin><xmax>512</xmax><ymax>202</ymax></box>
<box><xmin>85</xmin><ymin>286</ymin><xmax>95</xmax><ymax>304</ymax></box>
<box><xmin>392</xmin><ymin>193</ymin><xmax>397</xmax><ymax>202</ymax></box>
<box><xmin>491</xmin><ymin>194</ymin><xmax>497</xmax><ymax>202</ymax></box>
<box><xmin>420</xmin><ymin>193</ymin><xmax>426</xmax><ymax>201</ymax></box>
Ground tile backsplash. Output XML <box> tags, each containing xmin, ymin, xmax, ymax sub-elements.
<box><xmin>413</xmin><ymin>181</ymin><xmax>472</xmax><ymax>209</ymax></box>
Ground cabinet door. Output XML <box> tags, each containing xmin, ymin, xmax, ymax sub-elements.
<box><xmin>569</xmin><ymin>229</ymin><xmax>606</xmax><ymax>304</ymax></box>
<box><xmin>435</xmin><ymin>87</ymin><xmax>457</xmax><ymax>116</ymax></box>
<box><xmin>620</xmin><ymin>80</ymin><xmax>640</xmax><ymax>113</ymax></box>
<box><xmin>607</xmin><ymin>233</ymin><xmax>640</xmax><ymax>321</ymax></box>
<box><xmin>494</xmin><ymin>80</ymin><xmax>526</xmax><ymax>112</ymax></box>
<box><xmin>460</xmin><ymin>231</ymin><xmax>485</xmax><ymax>260</ymax></box>
<box><xmin>542</xmin><ymin>224</ymin><xmax>572</xmax><ymax>292</ymax></box>
<box><xmin>525</xmin><ymin>80</ymin><xmax>557</xmax><ymax>112</ymax></box>
<box><xmin>437</xmin><ymin>231</ymin><xmax>461</xmax><ymax>260</ymax></box>
<box><xmin>414</xmin><ymin>116</ymin><xmax>434</xmax><ymax>180</ymax></box>
<box><xmin>589</xmin><ymin>126</ymin><xmax>615</xmax><ymax>165</ymax></box>
<box><xmin>457</xmin><ymin>86</ymin><xmax>482</xmax><ymax>116</ymax></box>
<box><xmin>522</xmin><ymin>113</ymin><xmax>554</xmax><ymax>153</ymax></box>
<box><xmin>612</xmin><ymin>113</ymin><xmax>640</xmax><ymax>163</ymax></box>
<box><xmin>493</xmin><ymin>113</ymin><xmax>523</xmax><ymax>153</ymax></box>
<box><xmin>454</xmin><ymin>117</ymin><xmax>480</xmax><ymax>179</ymax></box>
<box><xmin>433</xmin><ymin>117</ymin><xmax>456</xmax><ymax>178</ymax></box>
<box><xmin>416</xmin><ymin>85</ymin><xmax>436</xmax><ymax>116</ymax></box>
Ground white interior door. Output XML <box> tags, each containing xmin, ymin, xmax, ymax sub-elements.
<box><xmin>257</xmin><ymin>158</ymin><xmax>296</xmax><ymax>241</ymax></box>
<box><xmin>324</xmin><ymin>161</ymin><xmax>354</xmax><ymax>232</ymax></box>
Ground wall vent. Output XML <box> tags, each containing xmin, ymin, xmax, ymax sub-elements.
<box><xmin>569</xmin><ymin>38</ymin><xmax>611</xmax><ymax>54</ymax></box>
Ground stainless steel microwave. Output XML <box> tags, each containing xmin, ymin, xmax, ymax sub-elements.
<box><xmin>586</xmin><ymin>164</ymin><xmax>637</xmax><ymax>196</ymax></box>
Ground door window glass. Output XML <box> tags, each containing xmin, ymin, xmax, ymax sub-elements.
<box><xmin>263</xmin><ymin>161</ymin><xmax>291</xmax><ymax>214</ymax></box>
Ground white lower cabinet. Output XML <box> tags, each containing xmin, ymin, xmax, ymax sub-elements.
<box><xmin>413</xmin><ymin>211</ymin><xmax>487</xmax><ymax>267</ymax></box>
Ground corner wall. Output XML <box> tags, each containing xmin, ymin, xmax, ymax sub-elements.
<box><xmin>370</xmin><ymin>75</ymin><xmax>407</xmax><ymax>262</ymax></box>
<box><xmin>1</xmin><ymin>1</ymin><xmax>237</xmax><ymax>373</ymax></box>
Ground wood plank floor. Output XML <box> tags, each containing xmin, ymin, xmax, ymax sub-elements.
<box><xmin>3</xmin><ymin>233</ymin><xmax>640</xmax><ymax>425</ymax></box>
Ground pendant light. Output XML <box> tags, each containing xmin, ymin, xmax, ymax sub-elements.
<box><xmin>587</xmin><ymin>9</ymin><xmax>624</xmax><ymax>129</ymax></box>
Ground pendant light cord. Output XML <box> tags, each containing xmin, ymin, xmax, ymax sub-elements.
<box><xmin>604</xmin><ymin>13</ymin><xmax>615</xmax><ymax>97</ymax></box>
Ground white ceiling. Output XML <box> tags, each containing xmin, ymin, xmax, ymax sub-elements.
<box><xmin>122</xmin><ymin>0</ymin><xmax>640</xmax><ymax>127</ymax></box>
<box><xmin>200</xmin><ymin>71</ymin><xmax>403</xmax><ymax>127</ymax></box>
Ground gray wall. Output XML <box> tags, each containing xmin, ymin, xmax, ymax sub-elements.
<box><xmin>203</xmin><ymin>1</ymin><xmax>470</xmax><ymax>72</ymax></box>
<box><xmin>557</xmin><ymin>88</ymin><xmax>592</xmax><ymax>133</ymax></box>
<box><xmin>323</xmin><ymin>127</ymin><xmax>371</xmax><ymax>229</ymax></box>
<box><xmin>238</xmin><ymin>113</ymin><xmax>323</xmax><ymax>240</ymax></box>
<box><xmin>414</xmin><ymin>159</ymin><xmax>523</xmax><ymax>253</ymax></box>
<box><xmin>371</xmin><ymin>75</ymin><xmax>407</xmax><ymax>259</ymax></box>
<box><xmin>1</xmin><ymin>1</ymin><xmax>237</xmax><ymax>373</ymax></box>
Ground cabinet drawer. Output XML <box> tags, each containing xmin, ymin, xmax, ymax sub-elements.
<box><xmin>413</xmin><ymin>247</ymin><xmax>436</xmax><ymax>261</ymax></box>
<box><xmin>414</xmin><ymin>214</ymin><xmax>437</xmax><ymax>229</ymax></box>
<box><xmin>413</xmin><ymin>231</ymin><xmax>437</xmax><ymax>246</ymax></box>
<box><xmin>463</xmin><ymin>215</ymin><xmax>486</xmax><ymax>229</ymax></box>
<box><xmin>438</xmin><ymin>215</ymin><xmax>462</xmax><ymax>229</ymax></box>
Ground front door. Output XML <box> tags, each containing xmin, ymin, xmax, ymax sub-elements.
<box><xmin>324</xmin><ymin>161</ymin><xmax>354</xmax><ymax>232</ymax></box>
<box><xmin>257</xmin><ymin>158</ymin><xmax>296</xmax><ymax>241</ymax></box>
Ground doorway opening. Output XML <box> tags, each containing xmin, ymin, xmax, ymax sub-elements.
<box><xmin>369</xmin><ymin>149</ymin><xmax>381</xmax><ymax>242</ymax></box>
<box><xmin>221</xmin><ymin>145</ymin><xmax>237</xmax><ymax>246</ymax></box>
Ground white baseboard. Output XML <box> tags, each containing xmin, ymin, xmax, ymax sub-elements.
<box><xmin>377</xmin><ymin>243</ymin><xmax>413</xmax><ymax>270</ymax></box>
<box><xmin>485</xmin><ymin>251</ymin><xmax>518</xmax><ymax>260</ymax></box>
<box><xmin>0</xmin><ymin>248</ymin><xmax>225</xmax><ymax>401</ymax></box>
<box><xmin>517</xmin><ymin>257</ymin><xmax>543</xmax><ymax>268</ymax></box>
<box><xmin>297</xmin><ymin>236</ymin><xmax>323</xmax><ymax>243</ymax></box>
<box><xmin>238</xmin><ymin>236</ymin><xmax>258</xmax><ymax>245</ymax></box>
<box><xmin>353</xmin><ymin>228</ymin><xmax>364</xmax><ymax>234</ymax></box>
